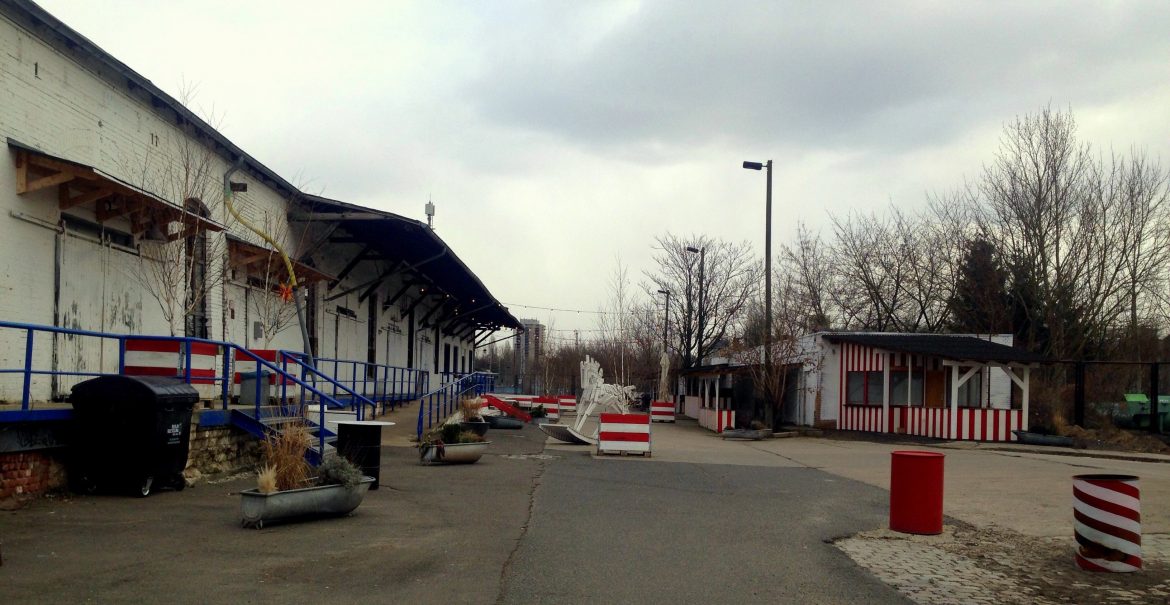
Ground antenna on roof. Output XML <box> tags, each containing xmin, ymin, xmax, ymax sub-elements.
<box><xmin>425</xmin><ymin>196</ymin><xmax>435</xmax><ymax>229</ymax></box>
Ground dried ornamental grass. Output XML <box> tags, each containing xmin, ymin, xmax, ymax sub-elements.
<box><xmin>261</xmin><ymin>423</ymin><xmax>312</xmax><ymax>491</ymax></box>
<box><xmin>460</xmin><ymin>397</ymin><xmax>485</xmax><ymax>420</ymax></box>
<box><xmin>256</xmin><ymin>464</ymin><xmax>278</xmax><ymax>494</ymax></box>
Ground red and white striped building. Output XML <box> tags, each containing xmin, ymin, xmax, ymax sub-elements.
<box><xmin>807</xmin><ymin>333</ymin><xmax>1041</xmax><ymax>442</ymax></box>
<box><xmin>679</xmin><ymin>332</ymin><xmax>1043</xmax><ymax>442</ymax></box>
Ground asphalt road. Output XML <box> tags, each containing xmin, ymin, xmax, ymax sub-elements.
<box><xmin>1</xmin><ymin>423</ymin><xmax>906</xmax><ymax>604</ymax></box>
<box><xmin>499</xmin><ymin>450</ymin><xmax>908</xmax><ymax>604</ymax></box>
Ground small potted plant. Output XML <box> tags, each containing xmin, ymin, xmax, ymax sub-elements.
<box><xmin>240</xmin><ymin>424</ymin><xmax>374</xmax><ymax>528</ymax></box>
<box><xmin>419</xmin><ymin>422</ymin><xmax>490</xmax><ymax>464</ymax></box>
<box><xmin>459</xmin><ymin>397</ymin><xmax>490</xmax><ymax>437</ymax></box>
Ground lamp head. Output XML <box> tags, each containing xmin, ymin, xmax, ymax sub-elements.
<box><xmin>742</xmin><ymin>161</ymin><xmax>763</xmax><ymax>171</ymax></box>
<box><xmin>657</xmin><ymin>289</ymin><xmax>670</xmax><ymax>295</ymax></box>
<box><xmin>686</xmin><ymin>246</ymin><xmax>699</xmax><ymax>253</ymax></box>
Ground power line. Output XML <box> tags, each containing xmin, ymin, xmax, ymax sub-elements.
<box><xmin>502</xmin><ymin>302</ymin><xmax>642</xmax><ymax>316</ymax></box>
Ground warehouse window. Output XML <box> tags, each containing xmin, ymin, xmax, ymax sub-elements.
<box><xmin>184</xmin><ymin>199</ymin><xmax>210</xmax><ymax>339</ymax></box>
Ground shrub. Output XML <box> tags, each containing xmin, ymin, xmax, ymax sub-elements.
<box><xmin>455</xmin><ymin>430</ymin><xmax>486</xmax><ymax>444</ymax></box>
<box><xmin>317</xmin><ymin>454</ymin><xmax>364</xmax><ymax>488</ymax></box>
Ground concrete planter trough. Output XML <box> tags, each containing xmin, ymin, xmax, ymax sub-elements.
<box><xmin>240</xmin><ymin>476</ymin><xmax>374</xmax><ymax>529</ymax></box>
<box><xmin>419</xmin><ymin>442</ymin><xmax>490</xmax><ymax>464</ymax></box>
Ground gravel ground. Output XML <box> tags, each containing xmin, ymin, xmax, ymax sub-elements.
<box><xmin>836</xmin><ymin>525</ymin><xmax>1170</xmax><ymax>604</ymax></box>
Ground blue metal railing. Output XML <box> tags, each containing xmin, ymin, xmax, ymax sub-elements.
<box><xmin>279</xmin><ymin>352</ymin><xmax>429</xmax><ymax>416</ymax></box>
<box><xmin>0</xmin><ymin>320</ymin><xmax>392</xmax><ymax>457</ymax></box>
<box><xmin>416</xmin><ymin>371</ymin><xmax>496</xmax><ymax>439</ymax></box>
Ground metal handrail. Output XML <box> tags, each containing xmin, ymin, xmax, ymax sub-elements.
<box><xmin>0</xmin><ymin>320</ymin><xmax>347</xmax><ymax>455</ymax></box>
<box><xmin>275</xmin><ymin>352</ymin><xmax>378</xmax><ymax>420</ymax></box>
<box><xmin>415</xmin><ymin>371</ymin><xmax>496</xmax><ymax>438</ymax></box>
<box><xmin>277</xmin><ymin>352</ymin><xmax>429</xmax><ymax>415</ymax></box>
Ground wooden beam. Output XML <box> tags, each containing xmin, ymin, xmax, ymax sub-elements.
<box><xmin>383</xmin><ymin>282</ymin><xmax>414</xmax><ymax>310</ymax></box>
<box><xmin>327</xmin><ymin>245</ymin><xmax>372</xmax><ymax>291</ymax></box>
<box><xmin>166</xmin><ymin>223</ymin><xmax>197</xmax><ymax>242</ymax></box>
<box><xmin>22</xmin><ymin>170</ymin><xmax>74</xmax><ymax>194</ymax></box>
<box><xmin>233</xmin><ymin>250</ymin><xmax>274</xmax><ymax>268</ymax></box>
<box><xmin>429</xmin><ymin>305</ymin><xmax>460</xmax><ymax>330</ymax></box>
<box><xmin>418</xmin><ymin>299</ymin><xmax>451</xmax><ymax>328</ymax></box>
<box><xmin>324</xmin><ymin>270</ymin><xmax>388</xmax><ymax>302</ymax></box>
<box><xmin>95</xmin><ymin>197</ymin><xmax>127</xmax><ymax>223</ymax></box>
<box><xmin>358</xmin><ymin>262</ymin><xmax>404</xmax><ymax>303</ymax></box>
<box><xmin>14</xmin><ymin>152</ymin><xmax>28</xmax><ymax>193</ymax></box>
<box><xmin>403</xmin><ymin>293</ymin><xmax>435</xmax><ymax>316</ymax></box>
<box><xmin>59</xmin><ymin>185</ymin><xmax>114</xmax><ymax>210</ymax></box>
<box><xmin>26</xmin><ymin>153</ymin><xmax>91</xmax><ymax>174</ymax></box>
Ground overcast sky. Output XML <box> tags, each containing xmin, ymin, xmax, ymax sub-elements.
<box><xmin>37</xmin><ymin>0</ymin><xmax>1170</xmax><ymax>340</ymax></box>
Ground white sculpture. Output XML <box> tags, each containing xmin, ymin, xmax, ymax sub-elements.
<box><xmin>658</xmin><ymin>351</ymin><xmax>670</xmax><ymax>401</ymax></box>
<box><xmin>540</xmin><ymin>355</ymin><xmax>633</xmax><ymax>445</ymax></box>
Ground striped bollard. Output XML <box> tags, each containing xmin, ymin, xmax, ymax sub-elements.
<box><xmin>1073</xmin><ymin>474</ymin><xmax>1141</xmax><ymax>572</ymax></box>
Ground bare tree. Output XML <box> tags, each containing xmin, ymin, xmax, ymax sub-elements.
<box><xmin>127</xmin><ymin>86</ymin><xmax>227</xmax><ymax>337</ymax></box>
<box><xmin>243</xmin><ymin>211</ymin><xmax>303</xmax><ymax>348</ymax></box>
<box><xmin>645</xmin><ymin>233</ymin><xmax>760</xmax><ymax>369</ymax></box>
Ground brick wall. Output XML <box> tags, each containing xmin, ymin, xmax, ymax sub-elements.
<box><xmin>0</xmin><ymin>450</ymin><xmax>66</xmax><ymax>510</ymax></box>
<box><xmin>0</xmin><ymin>424</ymin><xmax>262</xmax><ymax>508</ymax></box>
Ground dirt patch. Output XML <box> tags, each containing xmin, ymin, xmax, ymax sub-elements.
<box><xmin>1060</xmin><ymin>424</ymin><xmax>1170</xmax><ymax>455</ymax></box>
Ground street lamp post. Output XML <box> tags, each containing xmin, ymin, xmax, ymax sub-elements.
<box><xmin>657</xmin><ymin>289</ymin><xmax>671</xmax><ymax>353</ymax></box>
<box><xmin>743</xmin><ymin>160</ymin><xmax>773</xmax><ymax>427</ymax></box>
<box><xmin>686</xmin><ymin>245</ymin><xmax>704</xmax><ymax>365</ymax></box>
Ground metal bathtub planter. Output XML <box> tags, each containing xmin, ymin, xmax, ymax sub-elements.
<box><xmin>240</xmin><ymin>477</ymin><xmax>375</xmax><ymax>529</ymax></box>
<box><xmin>1012</xmin><ymin>430</ymin><xmax>1075</xmax><ymax>447</ymax></box>
<box><xmin>419</xmin><ymin>442</ymin><xmax>490</xmax><ymax>464</ymax></box>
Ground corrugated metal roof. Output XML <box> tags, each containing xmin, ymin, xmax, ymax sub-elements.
<box><xmin>822</xmin><ymin>333</ymin><xmax>1048</xmax><ymax>364</ymax></box>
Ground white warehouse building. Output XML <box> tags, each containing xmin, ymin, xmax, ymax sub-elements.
<box><xmin>0</xmin><ymin>2</ymin><xmax>518</xmax><ymax>421</ymax></box>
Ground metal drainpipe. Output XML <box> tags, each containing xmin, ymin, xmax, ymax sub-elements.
<box><xmin>51</xmin><ymin>220</ymin><xmax>63</xmax><ymax>397</ymax></box>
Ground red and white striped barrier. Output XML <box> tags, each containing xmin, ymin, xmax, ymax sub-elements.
<box><xmin>123</xmin><ymin>339</ymin><xmax>217</xmax><ymax>384</ymax></box>
<box><xmin>597</xmin><ymin>413</ymin><xmax>651</xmax><ymax>456</ymax></box>
<box><xmin>1074</xmin><ymin>474</ymin><xmax>1141</xmax><ymax>572</ymax></box>
<box><xmin>650</xmin><ymin>400</ymin><xmax>675</xmax><ymax>423</ymax></box>
<box><xmin>535</xmin><ymin>396</ymin><xmax>559</xmax><ymax>421</ymax></box>
<box><xmin>557</xmin><ymin>395</ymin><xmax>577</xmax><ymax>413</ymax></box>
<box><xmin>698</xmin><ymin>407</ymin><xmax>734</xmax><ymax>433</ymax></box>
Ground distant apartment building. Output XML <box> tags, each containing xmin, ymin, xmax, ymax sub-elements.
<box><xmin>513</xmin><ymin>319</ymin><xmax>545</xmax><ymax>391</ymax></box>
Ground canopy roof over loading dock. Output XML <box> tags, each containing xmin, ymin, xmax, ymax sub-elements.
<box><xmin>291</xmin><ymin>195</ymin><xmax>521</xmax><ymax>340</ymax></box>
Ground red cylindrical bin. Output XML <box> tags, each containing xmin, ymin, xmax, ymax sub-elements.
<box><xmin>889</xmin><ymin>450</ymin><xmax>944</xmax><ymax>535</ymax></box>
<box><xmin>1073</xmin><ymin>474</ymin><xmax>1141</xmax><ymax>572</ymax></box>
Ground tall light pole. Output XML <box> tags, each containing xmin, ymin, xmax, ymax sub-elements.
<box><xmin>657</xmin><ymin>289</ymin><xmax>671</xmax><ymax>353</ymax></box>
<box><xmin>743</xmin><ymin>159</ymin><xmax>772</xmax><ymax>427</ymax></box>
<box><xmin>686</xmin><ymin>245</ymin><xmax>704</xmax><ymax>364</ymax></box>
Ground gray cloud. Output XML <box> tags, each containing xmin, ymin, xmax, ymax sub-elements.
<box><xmin>464</xmin><ymin>1</ymin><xmax>1170</xmax><ymax>155</ymax></box>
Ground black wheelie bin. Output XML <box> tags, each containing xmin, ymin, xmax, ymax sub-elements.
<box><xmin>69</xmin><ymin>375</ymin><xmax>198</xmax><ymax>497</ymax></box>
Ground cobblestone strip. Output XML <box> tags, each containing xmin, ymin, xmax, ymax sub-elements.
<box><xmin>835</xmin><ymin>527</ymin><xmax>1170</xmax><ymax>604</ymax></box>
<box><xmin>836</xmin><ymin>531</ymin><xmax>1033</xmax><ymax>605</ymax></box>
